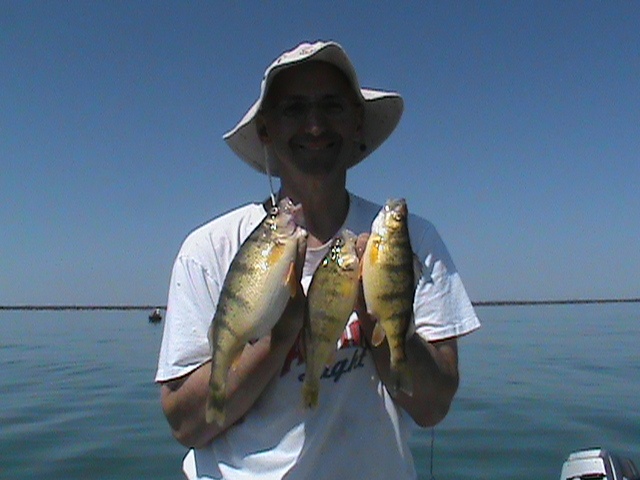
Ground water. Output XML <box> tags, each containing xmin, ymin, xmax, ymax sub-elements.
<box><xmin>1</xmin><ymin>304</ymin><xmax>638</xmax><ymax>479</ymax></box>
<box><xmin>0</xmin><ymin>310</ymin><xmax>184</xmax><ymax>479</ymax></box>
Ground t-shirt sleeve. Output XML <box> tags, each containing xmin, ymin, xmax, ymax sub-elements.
<box><xmin>155</xmin><ymin>253</ymin><xmax>219</xmax><ymax>382</ymax></box>
<box><xmin>411</xmin><ymin>218</ymin><xmax>480</xmax><ymax>341</ymax></box>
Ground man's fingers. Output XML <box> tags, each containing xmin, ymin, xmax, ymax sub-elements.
<box><xmin>356</xmin><ymin>232</ymin><xmax>369</xmax><ymax>259</ymax></box>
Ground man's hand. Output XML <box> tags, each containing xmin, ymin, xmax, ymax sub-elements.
<box><xmin>354</xmin><ymin>231</ymin><xmax>459</xmax><ymax>427</ymax></box>
<box><xmin>161</xmin><ymin>286</ymin><xmax>307</xmax><ymax>448</ymax></box>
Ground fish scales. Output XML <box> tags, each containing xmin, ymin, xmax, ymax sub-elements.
<box><xmin>302</xmin><ymin>229</ymin><xmax>360</xmax><ymax>409</ymax></box>
<box><xmin>362</xmin><ymin>198</ymin><xmax>415</xmax><ymax>397</ymax></box>
<box><xmin>206</xmin><ymin>198</ymin><xmax>307</xmax><ymax>425</ymax></box>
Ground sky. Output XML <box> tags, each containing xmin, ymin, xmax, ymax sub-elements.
<box><xmin>1</xmin><ymin>1</ymin><xmax>639</xmax><ymax>306</ymax></box>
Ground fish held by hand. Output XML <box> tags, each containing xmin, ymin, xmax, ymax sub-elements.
<box><xmin>361</xmin><ymin>198</ymin><xmax>418</xmax><ymax>397</ymax></box>
<box><xmin>206</xmin><ymin>198</ymin><xmax>307</xmax><ymax>425</ymax></box>
<box><xmin>302</xmin><ymin>229</ymin><xmax>360</xmax><ymax>409</ymax></box>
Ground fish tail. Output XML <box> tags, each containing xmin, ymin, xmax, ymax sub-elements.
<box><xmin>389</xmin><ymin>360</ymin><xmax>414</xmax><ymax>397</ymax></box>
<box><xmin>206</xmin><ymin>349</ymin><xmax>233</xmax><ymax>426</ymax></box>
<box><xmin>301</xmin><ymin>380</ymin><xmax>319</xmax><ymax>409</ymax></box>
<box><xmin>205</xmin><ymin>384</ymin><xmax>226</xmax><ymax>425</ymax></box>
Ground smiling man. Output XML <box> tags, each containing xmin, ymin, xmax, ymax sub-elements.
<box><xmin>156</xmin><ymin>41</ymin><xmax>480</xmax><ymax>480</ymax></box>
<box><xmin>258</xmin><ymin>61</ymin><xmax>363</xmax><ymax>179</ymax></box>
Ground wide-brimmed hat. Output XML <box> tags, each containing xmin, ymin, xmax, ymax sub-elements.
<box><xmin>223</xmin><ymin>40</ymin><xmax>404</xmax><ymax>176</ymax></box>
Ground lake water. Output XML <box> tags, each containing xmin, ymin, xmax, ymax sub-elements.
<box><xmin>1</xmin><ymin>304</ymin><xmax>638</xmax><ymax>479</ymax></box>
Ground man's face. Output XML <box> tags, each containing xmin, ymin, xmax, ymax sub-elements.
<box><xmin>258</xmin><ymin>61</ymin><xmax>363</xmax><ymax>177</ymax></box>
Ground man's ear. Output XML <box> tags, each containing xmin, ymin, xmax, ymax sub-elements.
<box><xmin>256</xmin><ymin>114</ymin><xmax>270</xmax><ymax>144</ymax></box>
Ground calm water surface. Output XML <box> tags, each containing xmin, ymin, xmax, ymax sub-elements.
<box><xmin>1</xmin><ymin>304</ymin><xmax>638</xmax><ymax>479</ymax></box>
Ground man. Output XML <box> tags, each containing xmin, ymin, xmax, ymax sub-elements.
<box><xmin>156</xmin><ymin>41</ymin><xmax>480</xmax><ymax>480</ymax></box>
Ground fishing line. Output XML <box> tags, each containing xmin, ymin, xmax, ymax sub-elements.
<box><xmin>429</xmin><ymin>427</ymin><xmax>437</xmax><ymax>480</ymax></box>
<box><xmin>263</xmin><ymin>145</ymin><xmax>277</xmax><ymax>211</ymax></box>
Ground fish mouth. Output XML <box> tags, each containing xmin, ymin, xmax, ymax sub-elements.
<box><xmin>339</xmin><ymin>229</ymin><xmax>358</xmax><ymax>244</ymax></box>
<box><xmin>385</xmin><ymin>198</ymin><xmax>408</xmax><ymax>216</ymax></box>
<box><xmin>275</xmin><ymin>197</ymin><xmax>306</xmax><ymax>230</ymax></box>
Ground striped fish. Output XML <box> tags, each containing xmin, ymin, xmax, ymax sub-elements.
<box><xmin>302</xmin><ymin>229</ymin><xmax>360</xmax><ymax>409</ymax></box>
<box><xmin>206</xmin><ymin>198</ymin><xmax>307</xmax><ymax>425</ymax></box>
<box><xmin>361</xmin><ymin>198</ymin><xmax>416</xmax><ymax>396</ymax></box>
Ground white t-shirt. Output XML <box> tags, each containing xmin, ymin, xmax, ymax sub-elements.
<box><xmin>156</xmin><ymin>192</ymin><xmax>480</xmax><ymax>480</ymax></box>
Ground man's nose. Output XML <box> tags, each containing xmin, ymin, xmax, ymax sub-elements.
<box><xmin>303</xmin><ymin>105</ymin><xmax>328</xmax><ymax>136</ymax></box>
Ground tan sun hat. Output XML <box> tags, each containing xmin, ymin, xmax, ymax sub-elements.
<box><xmin>223</xmin><ymin>40</ymin><xmax>404</xmax><ymax>176</ymax></box>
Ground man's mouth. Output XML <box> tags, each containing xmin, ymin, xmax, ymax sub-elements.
<box><xmin>300</xmin><ymin>141</ymin><xmax>334</xmax><ymax>151</ymax></box>
<box><xmin>295</xmin><ymin>136</ymin><xmax>338</xmax><ymax>152</ymax></box>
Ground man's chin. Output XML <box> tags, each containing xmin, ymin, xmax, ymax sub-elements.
<box><xmin>297</xmin><ymin>162</ymin><xmax>338</xmax><ymax>175</ymax></box>
<box><xmin>291</xmin><ymin>156</ymin><xmax>343</xmax><ymax>176</ymax></box>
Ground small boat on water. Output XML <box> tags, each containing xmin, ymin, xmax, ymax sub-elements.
<box><xmin>560</xmin><ymin>448</ymin><xmax>639</xmax><ymax>480</ymax></box>
<box><xmin>148</xmin><ymin>308</ymin><xmax>163</xmax><ymax>323</ymax></box>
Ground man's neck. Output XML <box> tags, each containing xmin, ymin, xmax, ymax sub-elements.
<box><xmin>279</xmin><ymin>178</ymin><xmax>349</xmax><ymax>248</ymax></box>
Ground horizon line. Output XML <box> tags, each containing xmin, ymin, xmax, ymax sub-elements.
<box><xmin>1</xmin><ymin>297</ymin><xmax>639</xmax><ymax>310</ymax></box>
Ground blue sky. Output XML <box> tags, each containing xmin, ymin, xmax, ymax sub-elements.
<box><xmin>1</xmin><ymin>1</ymin><xmax>638</xmax><ymax>305</ymax></box>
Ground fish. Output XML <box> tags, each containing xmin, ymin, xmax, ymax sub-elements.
<box><xmin>302</xmin><ymin>229</ymin><xmax>360</xmax><ymax>409</ymax></box>
<box><xmin>206</xmin><ymin>197</ymin><xmax>308</xmax><ymax>425</ymax></box>
<box><xmin>361</xmin><ymin>198</ymin><xmax>417</xmax><ymax>397</ymax></box>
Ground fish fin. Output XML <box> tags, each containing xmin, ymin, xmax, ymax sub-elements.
<box><xmin>371</xmin><ymin>320</ymin><xmax>386</xmax><ymax>347</ymax></box>
<box><xmin>391</xmin><ymin>361</ymin><xmax>414</xmax><ymax>397</ymax></box>
<box><xmin>225</xmin><ymin>341</ymin><xmax>247</xmax><ymax>373</ymax></box>
<box><xmin>285</xmin><ymin>261</ymin><xmax>297</xmax><ymax>297</ymax></box>
<box><xmin>340</xmin><ymin>255</ymin><xmax>358</xmax><ymax>271</ymax></box>
<box><xmin>229</xmin><ymin>353</ymin><xmax>243</xmax><ymax>372</ymax></box>
<box><xmin>295</xmin><ymin>229</ymin><xmax>308</xmax><ymax>280</ymax></box>
<box><xmin>365</xmin><ymin>234</ymin><xmax>381</xmax><ymax>265</ymax></box>
<box><xmin>301</xmin><ymin>381</ymin><xmax>319</xmax><ymax>409</ymax></box>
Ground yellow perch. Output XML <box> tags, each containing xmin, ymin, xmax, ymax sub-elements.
<box><xmin>206</xmin><ymin>198</ymin><xmax>307</xmax><ymax>425</ymax></box>
<box><xmin>361</xmin><ymin>198</ymin><xmax>415</xmax><ymax>397</ymax></box>
<box><xmin>302</xmin><ymin>229</ymin><xmax>360</xmax><ymax>409</ymax></box>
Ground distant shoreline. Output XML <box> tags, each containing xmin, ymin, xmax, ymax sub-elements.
<box><xmin>1</xmin><ymin>298</ymin><xmax>639</xmax><ymax>310</ymax></box>
<box><xmin>0</xmin><ymin>305</ymin><xmax>166</xmax><ymax>311</ymax></box>
<box><xmin>471</xmin><ymin>298</ymin><xmax>640</xmax><ymax>306</ymax></box>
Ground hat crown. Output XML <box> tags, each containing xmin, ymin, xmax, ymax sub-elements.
<box><xmin>272</xmin><ymin>41</ymin><xmax>341</xmax><ymax>68</ymax></box>
<box><xmin>275</xmin><ymin>42</ymin><xmax>324</xmax><ymax>64</ymax></box>
<box><xmin>260</xmin><ymin>41</ymin><xmax>359</xmax><ymax>99</ymax></box>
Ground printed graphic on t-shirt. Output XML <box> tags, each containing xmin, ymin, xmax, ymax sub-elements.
<box><xmin>280</xmin><ymin>316</ymin><xmax>366</xmax><ymax>383</ymax></box>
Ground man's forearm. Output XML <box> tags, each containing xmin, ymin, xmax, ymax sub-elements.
<box><xmin>160</xmin><ymin>333</ymin><xmax>298</xmax><ymax>448</ymax></box>
<box><xmin>360</xmin><ymin>315</ymin><xmax>460</xmax><ymax>427</ymax></box>
<box><xmin>394</xmin><ymin>334</ymin><xmax>459</xmax><ymax>426</ymax></box>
